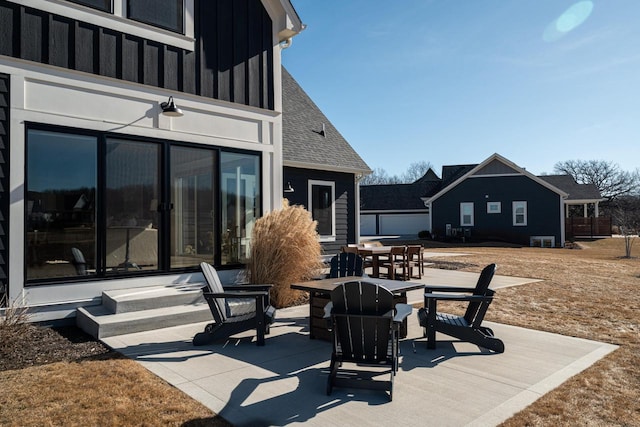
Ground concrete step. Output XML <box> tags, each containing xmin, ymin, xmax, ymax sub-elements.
<box><xmin>77</xmin><ymin>302</ymin><xmax>212</xmax><ymax>339</ymax></box>
<box><xmin>76</xmin><ymin>283</ymin><xmax>212</xmax><ymax>339</ymax></box>
<box><xmin>103</xmin><ymin>283</ymin><xmax>206</xmax><ymax>314</ymax></box>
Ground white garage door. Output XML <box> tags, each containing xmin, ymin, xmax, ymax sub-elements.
<box><xmin>379</xmin><ymin>214</ymin><xmax>429</xmax><ymax>235</ymax></box>
<box><xmin>360</xmin><ymin>215</ymin><xmax>376</xmax><ymax>235</ymax></box>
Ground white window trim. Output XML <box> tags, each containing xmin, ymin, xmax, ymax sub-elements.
<box><xmin>513</xmin><ymin>201</ymin><xmax>528</xmax><ymax>226</ymax></box>
<box><xmin>460</xmin><ymin>202</ymin><xmax>474</xmax><ymax>227</ymax></box>
<box><xmin>308</xmin><ymin>180</ymin><xmax>336</xmax><ymax>242</ymax></box>
<box><xmin>19</xmin><ymin>0</ymin><xmax>195</xmax><ymax>51</ymax></box>
<box><xmin>487</xmin><ymin>201</ymin><xmax>501</xmax><ymax>214</ymax></box>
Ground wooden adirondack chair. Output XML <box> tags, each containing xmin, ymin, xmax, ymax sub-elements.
<box><xmin>193</xmin><ymin>262</ymin><xmax>276</xmax><ymax>346</ymax></box>
<box><xmin>417</xmin><ymin>263</ymin><xmax>504</xmax><ymax>353</ymax></box>
<box><xmin>325</xmin><ymin>281</ymin><xmax>412</xmax><ymax>401</ymax></box>
<box><xmin>329</xmin><ymin>252</ymin><xmax>364</xmax><ymax>278</ymax></box>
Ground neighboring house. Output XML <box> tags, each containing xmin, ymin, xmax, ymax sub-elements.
<box><xmin>0</xmin><ymin>0</ymin><xmax>303</xmax><ymax>321</ymax></box>
<box><xmin>360</xmin><ymin>169</ymin><xmax>440</xmax><ymax>236</ymax></box>
<box><xmin>361</xmin><ymin>153</ymin><xmax>607</xmax><ymax>247</ymax></box>
<box><xmin>281</xmin><ymin>68</ymin><xmax>371</xmax><ymax>254</ymax></box>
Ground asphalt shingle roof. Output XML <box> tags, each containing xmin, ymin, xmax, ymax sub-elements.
<box><xmin>538</xmin><ymin>175</ymin><xmax>603</xmax><ymax>200</ymax></box>
<box><xmin>282</xmin><ymin>67</ymin><xmax>370</xmax><ymax>173</ymax></box>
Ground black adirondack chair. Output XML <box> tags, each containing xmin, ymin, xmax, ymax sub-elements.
<box><xmin>329</xmin><ymin>252</ymin><xmax>364</xmax><ymax>278</ymax></box>
<box><xmin>193</xmin><ymin>262</ymin><xmax>276</xmax><ymax>346</ymax></box>
<box><xmin>417</xmin><ymin>263</ymin><xmax>504</xmax><ymax>353</ymax></box>
<box><xmin>325</xmin><ymin>281</ymin><xmax>412</xmax><ymax>401</ymax></box>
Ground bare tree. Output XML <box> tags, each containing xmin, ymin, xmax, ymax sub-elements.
<box><xmin>553</xmin><ymin>160</ymin><xmax>640</xmax><ymax>200</ymax></box>
<box><xmin>360</xmin><ymin>161</ymin><xmax>433</xmax><ymax>185</ymax></box>
<box><xmin>360</xmin><ymin>167</ymin><xmax>400</xmax><ymax>185</ymax></box>
<box><xmin>611</xmin><ymin>196</ymin><xmax>640</xmax><ymax>258</ymax></box>
<box><xmin>400</xmin><ymin>161</ymin><xmax>434</xmax><ymax>183</ymax></box>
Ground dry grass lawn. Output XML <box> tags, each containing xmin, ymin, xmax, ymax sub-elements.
<box><xmin>422</xmin><ymin>238</ymin><xmax>640</xmax><ymax>426</ymax></box>
<box><xmin>0</xmin><ymin>237</ymin><xmax>638</xmax><ymax>426</ymax></box>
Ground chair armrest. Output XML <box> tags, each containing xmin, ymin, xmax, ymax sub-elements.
<box><xmin>424</xmin><ymin>293</ymin><xmax>494</xmax><ymax>303</ymax></box>
<box><xmin>393</xmin><ymin>303</ymin><xmax>412</xmax><ymax>323</ymax></box>
<box><xmin>424</xmin><ymin>285</ymin><xmax>479</xmax><ymax>293</ymax></box>
<box><xmin>204</xmin><ymin>291</ymin><xmax>269</xmax><ymax>299</ymax></box>
<box><xmin>223</xmin><ymin>284</ymin><xmax>273</xmax><ymax>292</ymax></box>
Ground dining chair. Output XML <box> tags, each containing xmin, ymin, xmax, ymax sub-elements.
<box><xmin>405</xmin><ymin>245</ymin><xmax>423</xmax><ymax>280</ymax></box>
<box><xmin>379</xmin><ymin>246</ymin><xmax>406</xmax><ymax>280</ymax></box>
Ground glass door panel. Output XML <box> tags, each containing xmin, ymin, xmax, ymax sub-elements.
<box><xmin>105</xmin><ymin>139</ymin><xmax>160</xmax><ymax>272</ymax></box>
<box><xmin>26</xmin><ymin>130</ymin><xmax>97</xmax><ymax>280</ymax></box>
<box><xmin>170</xmin><ymin>146</ymin><xmax>217</xmax><ymax>269</ymax></box>
<box><xmin>221</xmin><ymin>152</ymin><xmax>260</xmax><ymax>265</ymax></box>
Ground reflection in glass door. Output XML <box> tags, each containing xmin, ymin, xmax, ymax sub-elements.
<box><xmin>170</xmin><ymin>146</ymin><xmax>217</xmax><ymax>269</ymax></box>
<box><xmin>221</xmin><ymin>152</ymin><xmax>260</xmax><ymax>265</ymax></box>
<box><xmin>105</xmin><ymin>139</ymin><xmax>160</xmax><ymax>272</ymax></box>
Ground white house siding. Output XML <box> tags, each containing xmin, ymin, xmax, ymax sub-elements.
<box><xmin>3</xmin><ymin>60</ymin><xmax>283</xmax><ymax>322</ymax></box>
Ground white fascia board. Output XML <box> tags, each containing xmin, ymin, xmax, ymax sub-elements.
<box><xmin>361</xmin><ymin>209</ymin><xmax>429</xmax><ymax>214</ymax></box>
<box><xmin>564</xmin><ymin>198</ymin><xmax>607</xmax><ymax>204</ymax></box>
<box><xmin>426</xmin><ymin>153</ymin><xmax>568</xmax><ymax>204</ymax></box>
<box><xmin>262</xmin><ymin>0</ymin><xmax>305</xmax><ymax>42</ymax></box>
<box><xmin>284</xmin><ymin>160</ymin><xmax>371</xmax><ymax>175</ymax></box>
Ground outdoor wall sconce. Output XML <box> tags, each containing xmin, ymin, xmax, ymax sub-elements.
<box><xmin>284</xmin><ymin>182</ymin><xmax>295</xmax><ymax>193</ymax></box>
<box><xmin>160</xmin><ymin>96</ymin><xmax>184</xmax><ymax>117</ymax></box>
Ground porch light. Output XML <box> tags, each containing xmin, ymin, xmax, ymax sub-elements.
<box><xmin>284</xmin><ymin>182</ymin><xmax>295</xmax><ymax>193</ymax></box>
<box><xmin>160</xmin><ymin>96</ymin><xmax>183</xmax><ymax>117</ymax></box>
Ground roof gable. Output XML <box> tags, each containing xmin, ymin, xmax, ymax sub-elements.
<box><xmin>426</xmin><ymin>153</ymin><xmax>568</xmax><ymax>204</ymax></box>
<box><xmin>281</xmin><ymin>67</ymin><xmax>370</xmax><ymax>174</ymax></box>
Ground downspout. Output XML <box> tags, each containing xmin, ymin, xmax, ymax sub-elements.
<box><xmin>355</xmin><ymin>173</ymin><xmax>362</xmax><ymax>244</ymax></box>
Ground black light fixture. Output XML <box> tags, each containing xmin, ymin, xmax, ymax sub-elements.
<box><xmin>284</xmin><ymin>182</ymin><xmax>295</xmax><ymax>193</ymax></box>
<box><xmin>160</xmin><ymin>96</ymin><xmax>183</xmax><ymax>117</ymax></box>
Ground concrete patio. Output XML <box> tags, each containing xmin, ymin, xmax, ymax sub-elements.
<box><xmin>102</xmin><ymin>269</ymin><xmax>617</xmax><ymax>427</ymax></box>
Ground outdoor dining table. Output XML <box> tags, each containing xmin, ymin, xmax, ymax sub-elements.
<box><xmin>357</xmin><ymin>246</ymin><xmax>393</xmax><ymax>278</ymax></box>
<box><xmin>291</xmin><ymin>276</ymin><xmax>425</xmax><ymax>341</ymax></box>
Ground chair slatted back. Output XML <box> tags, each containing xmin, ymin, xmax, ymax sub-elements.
<box><xmin>329</xmin><ymin>253</ymin><xmax>364</xmax><ymax>278</ymax></box>
<box><xmin>463</xmin><ymin>263</ymin><xmax>497</xmax><ymax>326</ymax></box>
<box><xmin>200</xmin><ymin>262</ymin><xmax>228</xmax><ymax>323</ymax></box>
<box><xmin>331</xmin><ymin>281</ymin><xmax>394</xmax><ymax>364</ymax></box>
<box><xmin>340</xmin><ymin>245</ymin><xmax>359</xmax><ymax>254</ymax></box>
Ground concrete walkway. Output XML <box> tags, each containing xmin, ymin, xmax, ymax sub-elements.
<box><xmin>103</xmin><ymin>272</ymin><xmax>616</xmax><ymax>426</ymax></box>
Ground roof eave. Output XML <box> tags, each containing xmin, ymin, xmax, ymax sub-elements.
<box><xmin>284</xmin><ymin>160</ymin><xmax>372</xmax><ymax>175</ymax></box>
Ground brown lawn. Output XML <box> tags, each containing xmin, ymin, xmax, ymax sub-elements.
<box><xmin>0</xmin><ymin>238</ymin><xmax>638</xmax><ymax>426</ymax></box>
<box><xmin>422</xmin><ymin>238</ymin><xmax>640</xmax><ymax>426</ymax></box>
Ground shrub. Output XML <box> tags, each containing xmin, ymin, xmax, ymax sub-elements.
<box><xmin>418</xmin><ymin>230</ymin><xmax>431</xmax><ymax>239</ymax></box>
<box><xmin>245</xmin><ymin>200</ymin><xmax>325</xmax><ymax>308</ymax></box>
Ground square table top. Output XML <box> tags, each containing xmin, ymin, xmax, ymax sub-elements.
<box><xmin>291</xmin><ymin>276</ymin><xmax>424</xmax><ymax>294</ymax></box>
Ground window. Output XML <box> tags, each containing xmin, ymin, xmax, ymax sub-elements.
<box><xmin>25</xmin><ymin>126</ymin><xmax>261</xmax><ymax>283</ymax></box>
<box><xmin>128</xmin><ymin>0</ymin><xmax>184</xmax><ymax>33</ymax></box>
<box><xmin>31</xmin><ymin>0</ymin><xmax>194</xmax><ymax>50</ymax></box>
<box><xmin>221</xmin><ymin>152</ymin><xmax>260</xmax><ymax>265</ymax></box>
<box><xmin>487</xmin><ymin>201</ymin><xmax>501</xmax><ymax>214</ymax></box>
<box><xmin>460</xmin><ymin>202</ymin><xmax>474</xmax><ymax>226</ymax></box>
<box><xmin>66</xmin><ymin>0</ymin><xmax>111</xmax><ymax>12</ymax></box>
<box><xmin>513</xmin><ymin>201</ymin><xmax>528</xmax><ymax>226</ymax></box>
<box><xmin>26</xmin><ymin>130</ymin><xmax>97</xmax><ymax>280</ymax></box>
<box><xmin>309</xmin><ymin>180</ymin><xmax>335</xmax><ymax>241</ymax></box>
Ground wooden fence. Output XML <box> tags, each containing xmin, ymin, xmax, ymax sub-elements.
<box><xmin>566</xmin><ymin>216</ymin><xmax>612</xmax><ymax>239</ymax></box>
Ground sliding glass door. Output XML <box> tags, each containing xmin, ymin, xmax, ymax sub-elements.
<box><xmin>105</xmin><ymin>139</ymin><xmax>161</xmax><ymax>272</ymax></box>
<box><xmin>170</xmin><ymin>146</ymin><xmax>217</xmax><ymax>269</ymax></box>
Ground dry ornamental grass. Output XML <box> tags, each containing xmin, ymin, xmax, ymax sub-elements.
<box><xmin>246</xmin><ymin>199</ymin><xmax>325</xmax><ymax>307</ymax></box>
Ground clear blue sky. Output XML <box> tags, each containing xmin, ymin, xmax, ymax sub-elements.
<box><xmin>282</xmin><ymin>1</ymin><xmax>640</xmax><ymax>178</ymax></box>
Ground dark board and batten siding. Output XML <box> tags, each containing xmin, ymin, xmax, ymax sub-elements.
<box><xmin>0</xmin><ymin>74</ymin><xmax>8</xmax><ymax>305</ymax></box>
<box><xmin>0</xmin><ymin>0</ymin><xmax>274</xmax><ymax>109</ymax></box>
<box><xmin>283</xmin><ymin>167</ymin><xmax>357</xmax><ymax>255</ymax></box>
